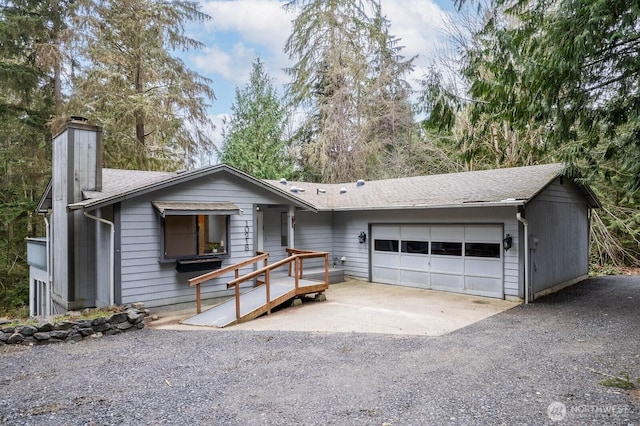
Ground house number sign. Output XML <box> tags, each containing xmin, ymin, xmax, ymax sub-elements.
<box><xmin>244</xmin><ymin>221</ymin><xmax>250</xmax><ymax>251</ymax></box>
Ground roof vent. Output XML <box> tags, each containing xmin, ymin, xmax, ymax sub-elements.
<box><xmin>339</xmin><ymin>187</ymin><xmax>347</xmax><ymax>194</ymax></box>
<box><xmin>317</xmin><ymin>188</ymin><xmax>326</xmax><ymax>194</ymax></box>
<box><xmin>356</xmin><ymin>179</ymin><xmax>365</xmax><ymax>187</ymax></box>
<box><xmin>176</xmin><ymin>169</ymin><xmax>187</xmax><ymax>174</ymax></box>
<box><xmin>280</xmin><ymin>178</ymin><xmax>287</xmax><ymax>185</ymax></box>
<box><xmin>290</xmin><ymin>186</ymin><xmax>299</xmax><ymax>193</ymax></box>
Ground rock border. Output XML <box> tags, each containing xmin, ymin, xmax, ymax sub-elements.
<box><xmin>0</xmin><ymin>303</ymin><xmax>148</xmax><ymax>346</ymax></box>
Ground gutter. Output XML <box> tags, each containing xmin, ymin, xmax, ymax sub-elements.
<box><xmin>84</xmin><ymin>212</ymin><xmax>115</xmax><ymax>306</ymax></box>
<box><xmin>516</xmin><ymin>211</ymin><xmax>529</xmax><ymax>304</ymax></box>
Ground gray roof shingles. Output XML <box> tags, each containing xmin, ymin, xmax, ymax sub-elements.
<box><xmin>83</xmin><ymin>168</ymin><xmax>176</xmax><ymax>200</ymax></box>
<box><xmin>266</xmin><ymin>163</ymin><xmax>572</xmax><ymax>210</ymax></box>
<box><xmin>60</xmin><ymin>162</ymin><xmax>596</xmax><ymax>212</ymax></box>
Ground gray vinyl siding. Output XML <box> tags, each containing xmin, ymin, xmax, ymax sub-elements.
<box><xmin>259</xmin><ymin>208</ymin><xmax>333</xmax><ymax>268</ymax></box>
<box><xmin>117</xmin><ymin>172</ymin><xmax>302</xmax><ymax>308</ymax></box>
<box><xmin>294</xmin><ymin>210</ymin><xmax>333</xmax><ymax>269</ymax></box>
<box><xmin>526</xmin><ymin>177</ymin><xmax>590</xmax><ymax>295</ymax></box>
<box><xmin>332</xmin><ymin>206</ymin><xmax>522</xmax><ymax>298</ymax></box>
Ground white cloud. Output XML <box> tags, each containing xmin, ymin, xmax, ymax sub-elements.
<box><xmin>193</xmin><ymin>42</ymin><xmax>262</xmax><ymax>83</ymax></box>
<box><xmin>202</xmin><ymin>0</ymin><xmax>292</xmax><ymax>48</ymax></box>
<box><xmin>386</xmin><ymin>1</ymin><xmax>449</xmax><ymax>54</ymax></box>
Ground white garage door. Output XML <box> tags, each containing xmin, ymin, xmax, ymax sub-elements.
<box><xmin>371</xmin><ymin>224</ymin><xmax>504</xmax><ymax>298</ymax></box>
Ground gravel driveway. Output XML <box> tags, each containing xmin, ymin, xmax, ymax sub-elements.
<box><xmin>1</xmin><ymin>275</ymin><xmax>639</xmax><ymax>425</ymax></box>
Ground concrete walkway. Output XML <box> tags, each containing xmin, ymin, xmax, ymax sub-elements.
<box><xmin>149</xmin><ymin>278</ymin><xmax>519</xmax><ymax>336</ymax></box>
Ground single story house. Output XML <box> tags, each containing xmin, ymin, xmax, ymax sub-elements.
<box><xmin>26</xmin><ymin>119</ymin><xmax>600</xmax><ymax>316</ymax></box>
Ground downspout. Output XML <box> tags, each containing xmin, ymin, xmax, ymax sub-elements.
<box><xmin>516</xmin><ymin>212</ymin><xmax>529</xmax><ymax>304</ymax></box>
<box><xmin>84</xmin><ymin>212</ymin><xmax>115</xmax><ymax>306</ymax></box>
<box><xmin>44</xmin><ymin>216</ymin><xmax>51</xmax><ymax>317</ymax></box>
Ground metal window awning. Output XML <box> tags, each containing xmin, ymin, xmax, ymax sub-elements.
<box><xmin>152</xmin><ymin>201</ymin><xmax>241</xmax><ymax>217</ymax></box>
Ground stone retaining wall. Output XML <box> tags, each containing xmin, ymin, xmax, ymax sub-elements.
<box><xmin>0</xmin><ymin>304</ymin><xmax>147</xmax><ymax>346</ymax></box>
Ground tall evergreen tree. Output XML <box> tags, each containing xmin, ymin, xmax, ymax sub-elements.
<box><xmin>285</xmin><ymin>0</ymin><xmax>370</xmax><ymax>183</ymax></box>
<box><xmin>284</xmin><ymin>0</ymin><xmax>414</xmax><ymax>183</ymax></box>
<box><xmin>363</xmin><ymin>1</ymin><xmax>416</xmax><ymax>177</ymax></box>
<box><xmin>458</xmin><ymin>0</ymin><xmax>640</xmax><ymax>194</ymax></box>
<box><xmin>62</xmin><ymin>0</ymin><xmax>215</xmax><ymax>170</ymax></box>
<box><xmin>219</xmin><ymin>58</ymin><xmax>293</xmax><ymax>179</ymax></box>
<box><xmin>0</xmin><ymin>0</ymin><xmax>56</xmax><ymax>311</ymax></box>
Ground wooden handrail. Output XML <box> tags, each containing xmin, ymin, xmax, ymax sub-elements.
<box><xmin>226</xmin><ymin>250</ymin><xmax>329</xmax><ymax>322</ymax></box>
<box><xmin>285</xmin><ymin>248</ymin><xmax>328</xmax><ymax>277</ymax></box>
<box><xmin>188</xmin><ymin>252</ymin><xmax>269</xmax><ymax>313</ymax></box>
<box><xmin>227</xmin><ymin>256</ymin><xmax>293</xmax><ymax>288</ymax></box>
<box><xmin>285</xmin><ymin>248</ymin><xmax>318</xmax><ymax>254</ymax></box>
<box><xmin>189</xmin><ymin>253</ymin><xmax>269</xmax><ymax>287</ymax></box>
<box><xmin>295</xmin><ymin>251</ymin><xmax>329</xmax><ymax>259</ymax></box>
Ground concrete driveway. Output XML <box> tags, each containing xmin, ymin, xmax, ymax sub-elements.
<box><xmin>149</xmin><ymin>277</ymin><xmax>519</xmax><ymax>336</ymax></box>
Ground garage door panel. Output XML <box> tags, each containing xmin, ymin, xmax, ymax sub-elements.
<box><xmin>400</xmin><ymin>270</ymin><xmax>429</xmax><ymax>288</ymax></box>
<box><xmin>464</xmin><ymin>258</ymin><xmax>502</xmax><ymax>277</ymax></box>
<box><xmin>373</xmin><ymin>252</ymin><xmax>399</xmax><ymax>268</ymax></box>
<box><xmin>431</xmin><ymin>273</ymin><xmax>464</xmax><ymax>291</ymax></box>
<box><xmin>401</xmin><ymin>225</ymin><xmax>430</xmax><ymax>240</ymax></box>
<box><xmin>431</xmin><ymin>226</ymin><xmax>464</xmax><ymax>241</ymax></box>
<box><xmin>400</xmin><ymin>254</ymin><xmax>429</xmax><ymax>270</ymax></box>
<box><xmin>431</xmin><ymin>257</ymin><xmax>464</xmax><ymax>274</ymax></box>
<box><xmin>374</xmin><ymin>224</ymin><xmax>400</xmax><ymax>239</ymax></box>
<box><xmin>465</xmin><ymin>225</ymin><xmax>502</xmax><ymax>242</ymax></box>
<box><xmin>373</xmin><ymin>266</ymin><xmax>399</xmax><ymax>284</ymax></box>
<box><xmin>464</xmin><ymin>276</ymin><xmax>502</xmax><ymax>297</ymax></box>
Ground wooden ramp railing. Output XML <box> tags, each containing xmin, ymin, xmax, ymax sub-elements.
<box><xmin>188</xmin><ymin>252</ymin><xmax>269</xmax><ymax>314</ymax></box>
<box><xmin>188</xmin><ymin>249</ymin><xmax>329</xmax><ymax>324</ymax></box>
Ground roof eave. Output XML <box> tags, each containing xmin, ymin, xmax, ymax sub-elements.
<box><xmin>329</xmin><ymin>200</ymin><xmax>526</xmax><ymax>212</ymax></box>
<box><xmin>70</xmin><ymin>164</ymin><xmax>318</xmax><ymax>213</ymax></box>
<box><xmin>36</xmin><ymin>179</ymin><xmax>53</xmax><ymax>214</ymax></box>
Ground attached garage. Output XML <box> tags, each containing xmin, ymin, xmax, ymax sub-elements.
<box><xmin>372</xmin><ymin>224</ymin><xmax>504</xmax><ymax>298</ymax></box>
<box><xmin>283</xmin><ymin>163</ymin><xmax>600</xmax><ymax>302</ymax></box>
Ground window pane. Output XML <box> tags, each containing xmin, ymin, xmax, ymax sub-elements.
<box><xmin>431</xmin><ymin>242</ymin><xmax>462</xmax><ymax>256</ymax></box>
<box><xmin>374</xmin><ymin>239</ymin><xmax>399</xmax><ymax>252</ymax></box>
<box><xmin>201</xmin><ymin>215</ymin><xmax>228</xmax><ymax>255</ymax></box>
<box><xmin>165</xmin><ymin>216</ymin><xmax>197</xmax><ymax>257</ymax></box>
<box><xmin>401</xmin><ymin>241</ymin><xmax>428</xmax><ymax>254</ymax></box>
<box><xmin>465</xmin><ymin>243</ymin><xmax>500</xmax><ymax>258</ymax></box>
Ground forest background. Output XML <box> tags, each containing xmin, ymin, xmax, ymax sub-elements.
<box><xmin>1</xmin><ymin>0</ymin><xmax>639</xmax><ymax>314</ymax></box>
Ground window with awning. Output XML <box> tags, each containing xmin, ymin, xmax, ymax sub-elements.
<box><xmin>154</xmin><ymin>201</ymin><xmax>240</xmax><ymax>261</ymax></box>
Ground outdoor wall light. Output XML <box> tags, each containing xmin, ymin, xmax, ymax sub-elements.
<box><xmin>358</xmin><ymin>231</ymin><xmax>367</xmax><ymax>244</ymax></box>
<box><xmin>503</xmin><ymin>234</ymin><xmax>513</xmax><ymax>250</ymax></box>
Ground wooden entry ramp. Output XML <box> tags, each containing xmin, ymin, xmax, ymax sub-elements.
<box><xmin>183</xmin><ymin>250</ymin><xmax>329</xmax><ymax>328</ymax></box>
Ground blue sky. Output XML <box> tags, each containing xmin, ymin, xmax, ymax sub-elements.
<box><xmin>183</xmin><ymin>0</ymin><xmax>457</xmax><ymax>143</ymax></box>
